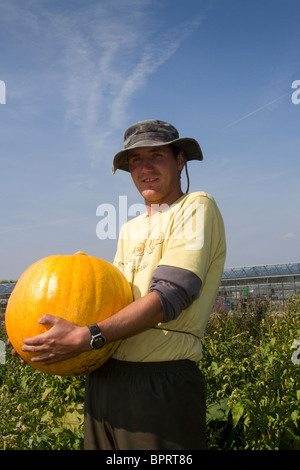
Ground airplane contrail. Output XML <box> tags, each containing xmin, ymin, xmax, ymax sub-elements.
<box><xmin>220</xmin><ymin>91</ymin><xmax>292</xmax><ymax>131</ymax></box>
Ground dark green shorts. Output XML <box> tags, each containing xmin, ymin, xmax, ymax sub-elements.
<box><xmin>84</xmin><ymin>358</ymin><xmax>206</xmax><ymax>450</ymax></box>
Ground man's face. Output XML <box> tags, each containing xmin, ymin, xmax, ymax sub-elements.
<box><xmin>128</xmin><ymin>145</ymin><xmax>185</xmax><ymax>211</ymax></box>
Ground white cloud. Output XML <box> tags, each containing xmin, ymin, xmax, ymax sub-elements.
<box><xmin>108</xmin><ymin>17</ymin><xmax>203</xmax><ymax>128</ymax></box>
<box><xmin>1</xmin><ymin>1</ymin><xmax>203</xmax><ymax>165</ymax></box>
<box><xmin>44</xmin><ymin>3</ymin><xmax>203</xmax><ymax>164</ymax></box>
<box><xmin>283</xmin><ymin>232</ymin><xmax>296</xmax><ymax>238</ymax></box>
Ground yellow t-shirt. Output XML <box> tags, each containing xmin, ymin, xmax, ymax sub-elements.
<box><xmin>113</xmin><ymin>191</ymin><xmax>226</xmax><ymax>362</ymax></box>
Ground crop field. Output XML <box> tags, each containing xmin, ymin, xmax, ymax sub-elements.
<box><xmin>0</xmin><ymin>294</ymin><xmax>299</xmax><ymax>450</ymax></box>
<box><xmin>203</xmin><ymin>309</ymin><xmax>300</xmax><ymax>449</ymax></box>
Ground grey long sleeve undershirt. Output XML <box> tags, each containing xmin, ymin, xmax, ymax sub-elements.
<box><xmin>149</xmin><ymin>265</ymin><xmax>202</xmax><ymax>323</ymax></box>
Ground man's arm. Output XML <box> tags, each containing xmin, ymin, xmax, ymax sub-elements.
<box><xmin>20</xmin><ymin>291</ymin><xmax>163</xmax><ymax>366</ymax></box>
<box><xmin>149</xmin><ymin>265</ymin><xmax>201</xmax><ymax>322</ymax></box>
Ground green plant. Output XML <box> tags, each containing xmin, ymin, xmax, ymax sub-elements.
<box><xmin>202</xmin><ymin>310</ymin><xmax>300</xmax><ymax>449</ymax></box>
<box><xmin>287</xmin><ymin>290</ymin><xmax>300</xmax><ymax>315</ymax></box>
<box><xmin>0</xmin><ymin>323</ymin><xmax>85</xmax><ymax>450</ymax></box>
<box><xmin>236</xmin><ymin>294</ymin><xmax>270</xmax><ymax>320</ymax></box>
<box><xmin>1</xmin><ymin>299</ymin><xmax>300</xmax><ymax>450</ymax></box>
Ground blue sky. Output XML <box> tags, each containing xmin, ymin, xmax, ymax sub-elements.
<box><xmin>0</xmin><ymin>0</ymin><xmax>299</xmax><ymax>280</ymax></box>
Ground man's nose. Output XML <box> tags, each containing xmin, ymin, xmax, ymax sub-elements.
<box><xmin>141</xmin><ymin>156</ymin><xmax>154</xmax><ymax>170</ymax></box>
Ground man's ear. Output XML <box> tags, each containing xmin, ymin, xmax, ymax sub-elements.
<box><xmin>177</xmin><ymin>151</ymin><xmax>186</xmax><ymax>172</ymax></box>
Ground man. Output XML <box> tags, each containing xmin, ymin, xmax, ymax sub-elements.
<box><xmin>19</xmin><ymin>120</ymin><xmax>226</xmax><ymax>450</ymax></box>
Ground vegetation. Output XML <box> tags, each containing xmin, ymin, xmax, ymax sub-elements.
<box><xmin>0</xmin><ymin>293</ymin><xmax>299</xmax><ymax>450</ymax></box>
<box><xmin>287</xmin><ymin>290</ymin><xmax>300</xmax><ymax>315</ymax></box>
<box><xmin>202</xmin><ymin>309</ymin><xmax>300</xmax><ymax>450</ymax></box>
<box><xmin>0</xmin><ymin>324</ymin><xmax>85</xmax><ymax>450</ymax></box>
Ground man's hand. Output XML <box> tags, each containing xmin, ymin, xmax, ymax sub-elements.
<box><xmin>8</xmin><ymin>291</ymin><xmax>164</xmax><ymax>367</ymax></box>
<box><xmin>21</xmin><ymin>314</ymin><xmax>91</xmax><ymax>366</ymax></box>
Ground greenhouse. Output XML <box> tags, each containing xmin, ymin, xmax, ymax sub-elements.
<box><xmin>218</xmin><ymin>262</ymin><xmax>300</xmax><ymax>308</ymax></box>
<box><xmin>0</xmin><ymin>284</ymin><xmax>15</xmax><ymax>317</ymax></box>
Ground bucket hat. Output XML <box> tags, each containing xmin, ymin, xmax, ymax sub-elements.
<box><xmin>112</xmin><ymin>119</ymin><xmax>203</xmax><ymax>173</ymax></box>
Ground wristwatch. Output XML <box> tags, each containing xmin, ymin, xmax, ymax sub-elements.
<box><xmin>88</xmin><ymin>324</ymin><xmax>106</xmax><ymax>350</ymax></box>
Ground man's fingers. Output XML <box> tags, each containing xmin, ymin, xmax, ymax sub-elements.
<box><xmin>22</xmin><ymin>314</ymin><xmax>60</xmax><ymax>345</ymax></box>
<box><xmin>38</xmin><ymin>313</ymin><xmax>59</xmax><ymax>326</ymax></box>
<box><xmin>22</xmin><ymin>334</ymin><xmax>47</xmax><ymax>346</ymax></box>
<box><xmin>30</xmin><ymin>352</ymin><xmax>55</xmax><ymax>363</ymax></box>
<box><xmin>21</xmin><ymin>343</ymin><xmax>48</xmax><ymax>353</ymax></box>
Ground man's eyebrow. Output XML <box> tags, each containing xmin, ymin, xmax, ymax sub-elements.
<box><xmin>128</xmin><ymin>147</ymin><xmax>165</xmax><ymax>157</ymax></box>
<box><xmin>127</xmin><ymin>151</ymin><xmax>140</xmax><ymax>160</ymax></box>
<box><xmin>149</xmin><ymin>147</ymin><xmax>165</xmax><ymax>152</ymax></box>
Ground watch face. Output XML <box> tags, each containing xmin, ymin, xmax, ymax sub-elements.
<box><xmin>92</xmin><ymin>334</ymin><xmax>106</xmax><ymax>349</ymax></box>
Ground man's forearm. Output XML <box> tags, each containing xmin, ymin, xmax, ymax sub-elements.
<box><xmin>96</xmin><ymin>291</ymin><xmax>164</xmax><ymax>344</ymax></box>
<box><xmin>20</xmin><ymin>291</ymin><xmax>164</xmax><ymax>366</ymax></box>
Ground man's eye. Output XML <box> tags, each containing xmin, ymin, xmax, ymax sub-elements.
<box><xmin>129</xmin><ymin>157</ymin><xmax>140</xmax><ymax>164</ymax></box>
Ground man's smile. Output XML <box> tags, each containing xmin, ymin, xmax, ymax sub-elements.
<box><xmin>143</xmin><ymin>177</ymin><xmax>158</xmax><ymax>182</ymax></box>
<box><xmin>140</xmin><ymin>176</ymin><xmax>159</xmax><ymax>184</ymax></box>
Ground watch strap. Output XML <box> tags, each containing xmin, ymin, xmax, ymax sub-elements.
<box><xmin>88</xmin><ymin>324</ymin><xmax>101</xmax><ymax>337</ymax></box>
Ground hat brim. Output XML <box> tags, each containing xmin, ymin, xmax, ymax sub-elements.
<box><xmin>112</xmin><ymin>137</ymin><xmax>203</xmax><ymax>174</ymax></box>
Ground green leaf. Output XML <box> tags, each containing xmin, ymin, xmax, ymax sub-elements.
<box><xmin>291</xmin><ymin>410</ymin><xmax>299</xmax><ymax>427</ymax></box>
<box><xmin>206</xmin><ymin>399</ymin><xmax>229</xmax><ymax>423</ymax></box>
<box><xmin>41</xmin><ymin>387</ymin><xmax>53</xmax><ymax>402</ymax></box>
<box><xmin>231</xmin><ymin>402</ymin><xmax>244</xmax><ymax>429</ymax></box>
<box><xmin>40</xmin><ymin>411</ymin><xmax>53</xmax><ymax>423</ymax></box>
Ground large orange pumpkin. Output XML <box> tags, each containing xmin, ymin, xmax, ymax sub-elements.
<box><xmin>5</xmin><ymin>251</ymin><xmax>132</xmax><ymax>376</ymax></box>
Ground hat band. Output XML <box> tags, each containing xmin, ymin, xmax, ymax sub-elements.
<box><xmin>124</xmin><ymin>130</ymin><xmax>178</xmax><ymax>149</ymax></box>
